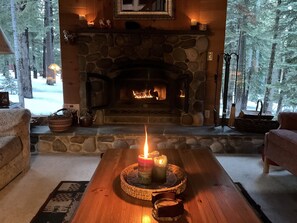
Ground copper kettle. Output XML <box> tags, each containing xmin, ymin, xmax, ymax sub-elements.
<box><xmin>79</xmin><ymin>111</ymin><xmax>93</xmax><ymax>127</ymax></box>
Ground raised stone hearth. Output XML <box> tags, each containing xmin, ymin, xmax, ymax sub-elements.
<box><xmin>30</xmin><ymin>125</ymin><xmax>264</xmax><ymax>155</ymax></box>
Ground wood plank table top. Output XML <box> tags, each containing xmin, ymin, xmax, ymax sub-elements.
<box><xmin>71</xmin><ymin>148</ymin><xmax>262</xmax><ymax>223</ymax></box>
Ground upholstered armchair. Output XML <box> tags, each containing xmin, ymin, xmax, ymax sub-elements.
<box><xmin>0</xmin><ymin>109</ymin><xmax>31</xmax><ymax>189</ymax></box>
<box><xmin>263</xmin><ymin>112</ymin><xmax>297</xmax><ymax>175</ymax></box>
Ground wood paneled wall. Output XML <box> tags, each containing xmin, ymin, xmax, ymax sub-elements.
<box><xmin>58</xmin><ymin>0</ymin><xmax>227</xmax><ymax>125</ymax></box>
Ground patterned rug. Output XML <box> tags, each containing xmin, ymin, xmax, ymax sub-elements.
<box><xmin>30</xmin><ymin>181</ymin><xmax>88</xmax><ymax>223</ymax></box>
<box><xmin>30</xmin><ymin>181</ymin><xmax>270</xmax><ymax>223</ymax></box>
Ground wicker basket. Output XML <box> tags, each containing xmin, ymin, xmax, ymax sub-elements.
<box><xmin>234</xmin><ymin>118</ymin><xmax>279</xmax><ymax>133</ymax></box>
<box><xmin>120</xmin><ymin>163</ymin><xmax>187</xmax><ymax>201</ymax></box>
<box><xmin>48</xmin><ymin>108</ymin><xmax>73</xmax><ymax>132</ymax></box>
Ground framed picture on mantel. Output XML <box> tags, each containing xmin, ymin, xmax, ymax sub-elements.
<box><xmin>114</xmin><ymin>0</ymin><xmax>174</xmax><ymax>20</ymax></box>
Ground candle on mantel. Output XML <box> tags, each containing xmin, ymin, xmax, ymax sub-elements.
<box><xmin>87</xmin><ymin>21</ymin><xmax>95</xmax><ymax>28</ymax></box>
<box><xmin>138</xmin><ymin>126</ymin><xmax>154</xmax><ymax>185</ymax></box>
<box><xmin>190</xmin><ymin>19</ymin><xmax>198</xmax><ymax>30</ymax></box>
<box><xmin>152</xmin><ymin>155</ymin><xmax>168</xmax><ymax>183</ymax></box>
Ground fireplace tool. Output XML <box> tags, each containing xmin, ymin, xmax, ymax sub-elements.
<box><xmin>228</xmin><ymin>53</ymin><xmax>239</xmax><ymax>127</ymax></box>
<box><xmin>221</xmin><ymin>52</ymin><xmax>239</xmax><ymax>129</ymax></box>
<box><xmin>213</xmin><ymin>54</ymin><xmax>221</xmax><ymax>127</ymax></box>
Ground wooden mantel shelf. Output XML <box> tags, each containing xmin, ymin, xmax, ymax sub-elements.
<box><xmin>76</xmin><ymin>28</ymin><xmax>209</xmax><ymax>35</ymax></box>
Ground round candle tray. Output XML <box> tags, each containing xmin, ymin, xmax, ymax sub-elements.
<box><xmin>120</xmin><ymin>163</ymin><xmax>187</xmax><ymax>201</ymax></box>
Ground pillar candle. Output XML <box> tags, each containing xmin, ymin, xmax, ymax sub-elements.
<box><xmin>152</xmin><ymin>155</ymin><xmax>168</xmax><ymax>183</ymax></box>
<box><xmin>138</xmin><ymin>154</ymin><xmax>154</xmax><ymax>185</ymax></box>
<box><xmin>190</xmin><ymin>19</ymin><xmax>198</xmax><ymax>30</ymax></box>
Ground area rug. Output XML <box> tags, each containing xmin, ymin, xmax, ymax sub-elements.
<box><xmin>30</xmin><ymin>181</ymin><xmax>271</xmax><ymax>223</ymax></box>
<box><xmin>235</xmin><ymin>182</ymin><xmax>272</xmax><ymax>223</ymax></box>
<box><xmin>30</xmin><ymin>181</ymin><xmax>88</xmax><ymax>223</ymax></box>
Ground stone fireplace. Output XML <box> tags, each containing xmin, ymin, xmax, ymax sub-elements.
<box><xmin>78</xmin><ymin>30</ymin><xmax>208</xmax><ymax>124</ymax></box>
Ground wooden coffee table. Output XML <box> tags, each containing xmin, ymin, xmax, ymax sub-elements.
<box><xmin>71</xmin><ymin>148</ymin><xmax>262</xmax><ymax>223</ymax></box>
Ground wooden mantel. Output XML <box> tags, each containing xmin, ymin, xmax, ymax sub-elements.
<box><xmin>76</xmin><ymin>28</ymin><xmax>210</xmax><ymax>35</ymax></box>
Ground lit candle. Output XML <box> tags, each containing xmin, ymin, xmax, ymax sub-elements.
<box><xmin>138</xmin><ymin>126</ymin><xmax>154</xmax><ymax>185</ymax></box>
<box><xmin>199</xmin><ymin>23</ymin><xmax>208</xmax><ymax>31</ymax></box>
<box><xmin>87</xmin><ymin>21</ymin><xmax>95</xmax><ymax>28</ymax></box>
<box><xmin>152</xmin><ymin>155</ymin><xmax>168</xmax><ymax>183</ymax></box>
<box><xmin>79</xmin><ymin>15</ymin><xmax>86</xmax><ymax>21</ymax></box>
<box><xmin>190</xmin><ymin>19</ymin><xmax>198</xmax><ymax>30</ymax></box>
<box><xmin>148</xmin><ymin>150</ymin><xmax>160</xmax><ymax>158</ymax></box>
<box><xmin>191</xmin><ymin>19</ymin><xmax>197</xmax><ymax>26</ymax></box>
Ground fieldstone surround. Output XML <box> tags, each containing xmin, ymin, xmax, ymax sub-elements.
<box><xmin>77</xmin><ymin>29</ymin><xmax>209</xmax><ymax>123</ymax></box>
<box><xmin>30</xmin><ymin>125</ymin><xmax>265</xmax><ymax>155</ymax></box>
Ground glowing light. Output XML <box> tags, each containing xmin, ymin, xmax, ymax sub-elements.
<box><xmin>132</xmin><ymin>86</ymin><xmax>166</xmax><ymax>100</ymax></box>
<box><xmin>142</xmin><ymin>214</ymin><xmax>151</xmax><ymax>223</ymax></box>
<box><xmin>144</xmin><ymin>125</ymin><xmax>149</xmax><ymax>158</ymax></box>
<box><xmin>180</xmin><ymin>90</ymin><xmax>185</xmax><ymax>98</ymax></box>
<box><xmin>48</xmin><ymin>63</ymin><xmax>61</xmax><ymax>72</ymax></box>
<box><xmin>133</xmin><ymin>89</ymin><xmax>153</xmax><ymax>99</ymax></box>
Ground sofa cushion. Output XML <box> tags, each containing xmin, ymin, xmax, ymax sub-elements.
<box><xmin>268</xmin><ymin>129</ymin><xmax>297</xmax><ymax>156</ymax></box>
<box><xmin>0</xmin><ymin>136</ymin><xmax>22</xmax><ymax>168</ymax></box>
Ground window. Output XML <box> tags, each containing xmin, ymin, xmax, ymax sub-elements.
<box><xmin>222</xmin><ymin>0</ymin><xmax>297</xmax><ymax>118</ymax></box>
<box><xmin>0</xmin><ymin>0</ymin><xmax>62</xmax><ymax>115</ymax></box>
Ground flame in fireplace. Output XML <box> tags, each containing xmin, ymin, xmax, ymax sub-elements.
<box><xmin>133</xmin><ymin>89</ymin><xmax>153</xmax><ymax>99</ymax></box>
<box><xmin>180</xmin><ymin>90</ymin><xmax>185</xmax><ymax>98</ymax></box>
<box><xmin>132</xmin><ymin>86</ymin><xmax>166</xmax><ymax>100</ymax></box>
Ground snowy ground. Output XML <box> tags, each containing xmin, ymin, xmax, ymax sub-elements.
<box><xmin>0</xmin><ymin>74</ymin><xmax>63</xmax><ymax>116</ymax></box>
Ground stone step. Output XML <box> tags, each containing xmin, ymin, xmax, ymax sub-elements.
<box><xmin>30</xmin><ymin>125</ymin><xmax>265</xmax><ymax>155</ymax></box>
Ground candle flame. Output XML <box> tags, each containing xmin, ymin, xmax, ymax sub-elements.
<box><xmin>144</xmin><ymin>125</ymin><xmax>149</xmax><ymax>158</ymax></box>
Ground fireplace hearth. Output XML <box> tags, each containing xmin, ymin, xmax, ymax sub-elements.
<box><xmin>78</xmin><ymin>30</ymin><xmax>208</xmax><ymax>124</ymax></box>
<box><xmin>86</xmin><ymin>61</ymin><xmax>190</xmax><ymax>124</ymax></box>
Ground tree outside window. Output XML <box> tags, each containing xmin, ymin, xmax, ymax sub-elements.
<box><xmin>222</xmin><ymin>0</ymin><xmax>297</xmax><ymax>118</ymax></box>
<box><xmin>0</xmin><ymin>0</ymin><xmax>62</xmax><ymax>115</ymax></box>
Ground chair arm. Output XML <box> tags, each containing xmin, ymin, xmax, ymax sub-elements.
<box><xmin>0</xmin><ymin>108</ymin><xmax>31</xmax><ymax>170</ymax></box>
<box><xmin>278</xmin><ymin>112</ymin><xmax>297</xmax><ymax>130</ymax></box>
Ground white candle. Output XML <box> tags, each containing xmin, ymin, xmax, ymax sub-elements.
<box><xmin>152</xmin><ymin>155</ymin><xmax>168</xmax><ymax>183</ymax></box>
<box><xmin>191</xmin><ymin>19</ymin><xmax>197</xmax><ymax>26</ymax></box>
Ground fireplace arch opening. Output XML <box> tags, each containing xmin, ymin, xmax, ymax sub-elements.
<box><xmin>86</xmin><ymin>60</ymin><xmax>191</xmax><ymax>124</ymax></box>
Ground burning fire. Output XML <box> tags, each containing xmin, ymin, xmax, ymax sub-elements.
<box><xmin>133</xmin><ymin>89</ymin><xmax>153</xmax><ymax>99</ymax></box>
<box><xmin>132</xmin><ymin>86</ymin><xmax>166</xmax><ymax>100</ymax></box>
<box><xmin>180</xmin><ymin>90</ymin><xmax>185</xmax><ymax>98</ymax></box>
<box><xmin>144</xmin><ymin>125</ymin><xmax>149</xmax><ymax>158</ymax></box>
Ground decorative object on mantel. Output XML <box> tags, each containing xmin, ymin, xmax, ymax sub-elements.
<box><xmin>190</xmin><ymin>19</ymin><xmax>198</xmax><ymax>30</ymax></box>
<box><xmin>63</xmin><ymin>30</ymin><xmax>77</xmax><ymax>44</ymax></box>
<box><xmin>199</xmin><ymin>23</ymin><xmax>208</xmax><ymax>31</ymax></box>
<box><xmin>99</xmin><ymin>18</ymin><xmax>112</xmax><ymax>29</ymax></box>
